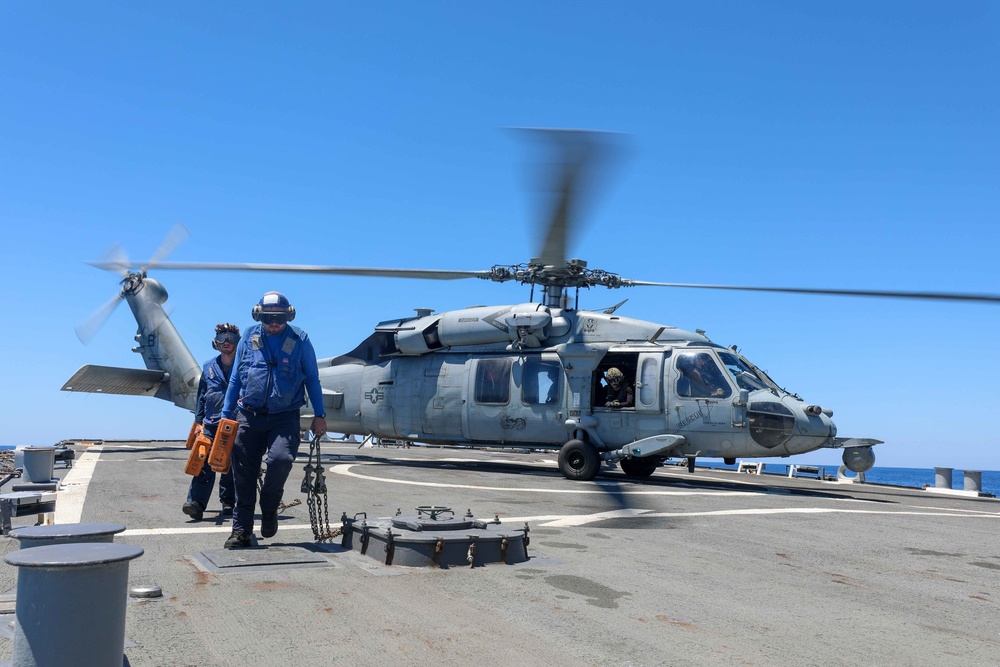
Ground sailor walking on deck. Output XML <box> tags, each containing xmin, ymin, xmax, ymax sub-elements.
<box><xmin>182</xmin><ymin>323</ymin><xmax>239</xmax><ymax>521</ymax></box>
<box><xmin>220</xmin><ymin>292</ymin><xmax>326</xmax><ymax>548</ymax></box>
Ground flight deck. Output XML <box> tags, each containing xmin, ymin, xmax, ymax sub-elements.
<box><xmin>1</xmin><ymin>440</ymin><xmax>997</xmax><ymax>667</ymax></box>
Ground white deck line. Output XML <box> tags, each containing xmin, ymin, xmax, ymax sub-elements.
<box><xmin>54</xmin><ymin>446</ymin><xmax>102</xmax><ymax>524</ymax></box>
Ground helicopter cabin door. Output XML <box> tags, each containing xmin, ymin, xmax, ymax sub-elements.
<box><xmin>509</xmin><ymin>353</ymin><xmax>566</xmax><ymax>444</ymax></box>
<box><xmin>466</xmin><ymin>357</ymin><xmax>516</xmax><ymax>443</ymax></box>
<box><xmin>669</xmin><ymin>350</ymin><xmax>747</xmax><ymax>455</ymax></box>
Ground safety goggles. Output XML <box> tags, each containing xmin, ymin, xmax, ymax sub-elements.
<box><xmin>214</xmin><ymin>332</ymin><xmax>240</xmax><ymax>346</ymax></box>
<box><xmin>260</xmin><ymin>313</ymin><xmax>288</xmax><ymax>326</ymax></box>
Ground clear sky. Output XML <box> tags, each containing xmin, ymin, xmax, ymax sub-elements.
<box><xmin>2</xmin><ymin>2</ymin><xmax>997</xmax><ymax>471</ymax></box>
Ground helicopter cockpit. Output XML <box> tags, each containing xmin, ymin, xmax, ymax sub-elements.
<box><xmin>715</xmin><ymin>350</ymin><xmax>776</xmax><ymax>393</ymax></box>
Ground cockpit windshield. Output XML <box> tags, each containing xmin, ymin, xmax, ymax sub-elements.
<box><xmin>717</xmin><ymin>351</ymin><xmax>775</xmax><ymax>392</ymax></box>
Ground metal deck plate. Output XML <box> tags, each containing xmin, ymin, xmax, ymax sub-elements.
<box><xmin>193</xmin><ymin>547</ymin><xmax>333</xmax><ymax>571</ymax></box>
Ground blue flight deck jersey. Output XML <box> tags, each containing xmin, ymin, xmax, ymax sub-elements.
<box><xmin>221</xmin><ymin>323</ymin><xmax>325</xmax><ymax>419</ymax></box>
<box><xmin>195</xmin><ymin>356</ymin><xmax>233</xmax><ymax>426</ymax></box>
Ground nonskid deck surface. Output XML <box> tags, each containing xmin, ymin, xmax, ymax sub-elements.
<box><xmin>1</xmin><ymin>441</ymin><xmax>998</xmax><ymax>667</ymax></box>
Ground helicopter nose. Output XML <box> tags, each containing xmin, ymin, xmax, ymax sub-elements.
<box><xmin>790</xmin><ymin>400</ymin><xmax>837</xmax><ymax>440</ymax></box>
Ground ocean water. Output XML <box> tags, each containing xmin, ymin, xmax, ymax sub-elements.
<box><xmin>700</xmin><ymin>461</ymin><xmax>999</xmax><ymax>497</ymax></box>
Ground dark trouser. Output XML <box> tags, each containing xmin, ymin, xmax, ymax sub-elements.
<box><xmin>231</xmin><ymin>408</ymin><xmax>301</xmax><ymax>534</ymax></box>
<box><xmin>186</xmin><ymin>424</ymin><xmax>235</xmax><ymax>509</ymax></box>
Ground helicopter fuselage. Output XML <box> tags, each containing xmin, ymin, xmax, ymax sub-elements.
<box><xmin>310</xmin><ymin>304</ymin><xmax>847</xmax><ymax>469</ymax></box>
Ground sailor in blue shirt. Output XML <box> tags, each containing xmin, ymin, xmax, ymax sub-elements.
<box><xmin>220</xmin><ymin>292</ymin><xmax>326</xmax><ymax>548</ymax></box>
<box><xmin>182</xmin><ymin>323</ymin><xmax>239</xmax><ymax>521</ymax></box>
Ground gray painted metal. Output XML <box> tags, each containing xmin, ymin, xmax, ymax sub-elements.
<box><xmin>8</xmin><ymin>523</ymin><xmax>126</xmax><ymax>549</ymax></box>
<box><xmin>19</xmin><ymin>449</ymin><xmax>54</xmax><ymax>485</ymax></box>
<box><xmin>964</xmin><ymin>470</ymin><xmax>982</xmax><ymax>493</ymax></box>
<box><xmin>342</xmin><ymin>512</ymin><xmax>529</xmax><ymax>568</ymax></box>
<box><xmin>200</xmin><ymin>546</ymin><xmax>329</xmax><ymax>570</ymax></box>
<box><xmin>935</xmin><ymin>467</ymin><xmax>954</xmax><ymax>488</ymax></box>
<box><xmin>5</xmin><ymin>543</ymin><xmax>143</xmax><ymax>667</ymax></box>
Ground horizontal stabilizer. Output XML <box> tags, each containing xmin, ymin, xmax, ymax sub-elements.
<box><xmin>827</xmin><ymin>437</ymin><xmax>884</xmax><ymax>449</ymax></box>
<box><xmin>62</xmin><ymin>365</ymin><xmax>168</xmax><ymax>397</ymax></box>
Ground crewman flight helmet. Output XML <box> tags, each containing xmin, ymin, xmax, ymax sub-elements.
<box><xmin>606</xmin><ymin>367</ymin><xmax>624</xmax><ymax>382</ymax></box>
<box><xmin>251</xmin><ymin>291</ymin><xmax>296</xmax><ymax>322</ymax></box>
<box><xmin>212</xmin><ymin>323</ymin><xmax>241</xmax><ymax>350</ymax></box>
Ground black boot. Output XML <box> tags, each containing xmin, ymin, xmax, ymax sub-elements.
<box><xmin>182</xmin><ymin>501</ymin><xmax>204</xmax><ymax>522</ymax></box>
<box><xmin>224</xmin><ymin>530</ymin><xmax>251</xmax><ymax>549</ymax></box>
<box><xmin>260</xmin><ymin>511</ymin><xmax>278</xmax><ymax>538</ymax></box>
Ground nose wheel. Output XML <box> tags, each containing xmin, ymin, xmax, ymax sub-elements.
<box><xmin>558</xmin><ymin>439</ymin><xmax>600</xmax><ymax>481</ymax></box>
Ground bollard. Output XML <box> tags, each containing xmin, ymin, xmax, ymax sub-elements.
<box><xmin>934</xmin><ymin>467</ymin><xmax>953</xmax><ymax>489</ymax></box>
<box><xmin>963</xmin><ymin>470</ymin><xmax>982</xmax><ymax>494</ymax></box>
<box><xmin>8</xmin><ymin>523</ymin><xmax>126</xmax><ymax>549</ymax></box>
<box><xmin>5</xmin><ymin>542</ymin><xmax>143</xmax><ymax>667</ymax></box>
<box><xmin>20</xmin><ymin>447</ymin><xmax>56</xmax><ymax>484</ymax></box>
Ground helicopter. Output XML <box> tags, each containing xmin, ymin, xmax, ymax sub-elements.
<box><xmin>63</xmin><ymin>130</ymin><xmax>1000</xmax><ymax>481</ymax></box>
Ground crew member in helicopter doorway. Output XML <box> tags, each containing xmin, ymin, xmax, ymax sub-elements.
<box><xmin>604</xmin><ymin>367</ymin><xmax>634</xmax><ymax>408</ymax></box>
<box><xmin>220</xmin><ymin>292</ymin><xmax>326</xmax><ymax>549</ymax></box>
<box><xmin>182</xmin><ymin>323</ymin><xmax>240</xmax><ymax>522</ymax></box>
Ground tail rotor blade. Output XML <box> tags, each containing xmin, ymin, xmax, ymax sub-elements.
<box><xmin>76</xmin><ymin>292</ymin><xmax>124</xmax><ymax>344</ymax></box>
<box><xmin>94</xmin><ymin>243</ymin><xmax>130</xmax><ymax>277</ymax></box>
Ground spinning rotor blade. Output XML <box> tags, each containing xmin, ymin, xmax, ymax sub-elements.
<box><xmin>79</xmin><ymin>225</ymin><xmax>191</xmax><ymax>343</ymax></box>
<box><xmin>520</xmin><ymin>129</ymin><xmax>620</xmax><ymax>269</ymax></box>
<box><xmin>76</xmin><ymin>292</ymin><xmax>124</xmax><ymax>344</ymax></box>
<box><xmin>626</xmin><ymin>280</ymin><xmax>1000</xmax><ymax>304</ymax></box>
<box><xmin>88</xmin><ymin>260</ymin><xmax>495</xmax><ymax>282</ymax></box>
<box><xmin>146</xmin><ymin>223</ymin><xmax>189</xmax><ymax>268</ymax></box>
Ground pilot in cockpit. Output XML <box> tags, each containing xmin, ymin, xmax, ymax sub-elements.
<box><xmin>677</xmin><ymin>354</ymin><xmax>727</xmax><ymax>398</ymax></box>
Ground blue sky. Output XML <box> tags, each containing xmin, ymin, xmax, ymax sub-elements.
<box><xmin>2</xmin><ymin>2</ymin><xmax>997</xmax><ymax>470</ymax></box>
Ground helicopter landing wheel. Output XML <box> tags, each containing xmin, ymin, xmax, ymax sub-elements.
<box><xmin>620</xmin><ymin>456</ymin><xmax>659</xmax><ymax>478</ymax></box>
<box><xmin>558</xmin><ymin>439</ymin><xmax>600</xmax><ymax>481</ymax></box>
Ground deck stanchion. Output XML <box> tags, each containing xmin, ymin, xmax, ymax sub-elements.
<box><xmin>963</xmin><ymin>470</ymin><xmax>982</xmax><ymax>494</ymax></box>
<box><xmin>8</xmin><ymin>523</ymin><xmax>127</xmax><ymax>549</ymax></box>
<box><xmin>5</xmin><ymin>542</ymin><xmax>143</xmax><ymax>667</ymax></box>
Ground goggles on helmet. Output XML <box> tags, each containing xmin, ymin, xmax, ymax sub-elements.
<box><xmin>214</xmin><ymin>332</ymin><xmax>240</xmax><ymax>346</ymax></box>
<box><xmin>260</xmin><ymin>313</ymin><xmax>288</xmax><ymax>326</ymax></box>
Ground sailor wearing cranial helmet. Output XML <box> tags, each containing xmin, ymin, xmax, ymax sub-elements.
<box><xmin>220</xmin><ymin>291</ymin><xmax>326</xmax><ymax>549</ymax></box>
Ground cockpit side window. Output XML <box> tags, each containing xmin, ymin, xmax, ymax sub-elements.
<box><xmin>717</xmin><ymin>352</ymin><xmax>767</xmax><ymax>392</ymax></box>
<box><xmin>475</xmin><ymin>358</ymin><xmax>511</xmax><ymax>404</ymax></box>
<box><xmin>675</xmin><ymin>352</ymin><xmax>732</xmax><ymax>398</ymax></box>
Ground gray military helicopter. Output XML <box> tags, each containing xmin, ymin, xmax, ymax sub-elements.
<box><xmin>65</xmin><ymin>131</ymin><xmax>1000</xmax><ymax>481</ymax></box>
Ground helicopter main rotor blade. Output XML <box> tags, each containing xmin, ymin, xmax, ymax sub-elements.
<box><xmin>626</xmin><ymin>280</ymin><xmax>1000</xmax><ymax>304</ymax></box>
<box><xmin>521</xmin><ymin>129</ymin><xmax>618</xmax><ymax>269</ymax></box>
<box><xmin>87</xmin><ymin>260</ymin><xmax>495</xmax><ymax>282</ymax></box>
<box><xmin>146</xmin><ymin>223</ymin><xmax>190</xmax><ymax>267</ymax></box>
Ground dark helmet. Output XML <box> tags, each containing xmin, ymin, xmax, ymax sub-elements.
<box><xmin>212</xmin><ymin>323</ymin><xmax>241</xmax><ymax>350</ymax></box>
<box><xmin>251</xmin><ymin>291</ymin><xmax>296</xmax><ymax>322</ymax></box>
<box><xmin>677</xmin><ymin>355</ymin><xmax>695</xmax><ymax>371</ymax></box>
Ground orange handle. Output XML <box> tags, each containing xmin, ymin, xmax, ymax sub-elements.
<box><xmin>208</xmin><ymin>418</ymin><xmax>238</xmax><ymax>474</ymax></box>
<box><xmin>184</xmin><ymin>434</ymin><xmax>212</xmax><ymax>476</ymax></box>
<box><xmin>184</xmin><ymin>420</ymin><xmax>199</xmax><ymax>450</ymax></box>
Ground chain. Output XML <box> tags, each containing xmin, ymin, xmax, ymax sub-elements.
<box><xmin>301</xmin><ymin>434</ymin><xmax>339</xmax><ymax>541</ymax></box>
<box><xmin>256</xmin><ymin>463</ymin><xmax>302</xmax><ymax>513</ymax></box>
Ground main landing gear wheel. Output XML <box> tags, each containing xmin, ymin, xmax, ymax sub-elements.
<box><xmin>558</xmin><ymin>439</ymin><xmax>600</xmax><ymax>481</ymax></box>
<box><xmin>619</xmin><ymin>457</ymin><xmax>659</xmax><ymax>478</ymax></box>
